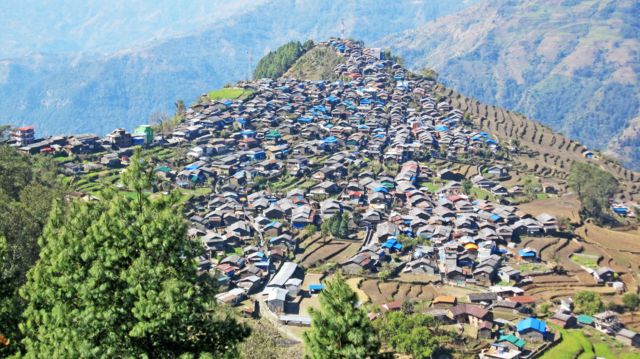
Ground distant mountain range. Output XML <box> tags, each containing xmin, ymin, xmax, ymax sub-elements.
<box><xmin>382</xmin><ymin>0</ymin><xmax>640</xmax><ymax>169</ymax></box>
<box><xmin>0</xmin><ymin>0</ymin><xmax>474</xmax><ymax>136</ymax></box>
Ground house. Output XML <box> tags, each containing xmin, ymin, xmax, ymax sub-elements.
<box><xmin>403</xmin><ymin>257</ymin><xmax>438</xmax><ymax>275</ymax></box>
<box><xmin>615</xmin><ymin>328</ymin><xmax>640</xmax><ymax>347</ymax></box>
<box><xmin>265</xmin><ymin>262</ymin><xmax>303</xmax><ymax>291</ymax></box>
<box><xmin>105</xmin><ymin>128</ymin><xmax>133</xmax><ymax>148</ymax></box>
<box><xmin>517</xmin><ymin>248</ymin><xmax>537</xmax><ymax>262</ymax></box>
<box><xmin>535</xmin><ymin>213</ymin><xmax>558</xmax><ymax>232</ymax></box>
<box><xmin>447</xmin><ymin>303</ymin><xmax>492</xmax><ymax>327</ymax></box>
<box><xmin>341</xmin><ymin>251</ymin><xmax>377</xmax><ymax>274</ymax></box>
<box><xmin>577</xmin><ymin>314</ymin><xmax>594</xmax><ymax>327</ymax></box>
<box><xmin>468</xmin><ymin>292</ymin><xmax>498</xmax><ymax>305</ymax></box>
<box><xmin>215</xmin><ymin>288</ymin><xmax>246</xmax><ymax>306</ymax></box>
<box><xmin>594</xmin><ymin>311</ymin><xmax>622</xmax><ymax>334</ymax></box>
<box><xmin>496</xmin><ymin>334</ymin><xmax>526</xmax><ymax>352</ymax></box>
<box><xmin>549</xmin><ymin>311</ymin><xmax>577</xmax><ymax>329</ymax></box>
<box><xmin>481</xmin><ymin>343</ymin><xmax>521</xmax><ymax>359</ymax></box>
<box><xmin>309</xmin><ymin>181</ymin><xmax>339</xmax><ymax>198</ymax></box>
<box><xmin>516</xmin><ymin>318</ymin><xmax>547</xmax><ymax>342</ymax></box>
<box><xmin>381</xmin><ymin>301</ymin><xmax>402</xmax><ymax>312</ymax></box>
<box><xmin>266</xmin><ymin>288</ymin><xmax>288</xmax><ymax>314</ymax></box>
<box><xmin>498</xmin><ymin>266</ymin><xmax>521</xmax><ymax>283</ymax></box>
<box><xmin>285</xmin><ymin>278</ymin><xmax>303</xmax><ymax>297</ymax></box>
<box><xmin>236</xmin><ymin>275</ymin><xmax>263</xmax><ymax>294</ymax></box>
<box><xmin>594</xmin><ymin>267</ymin><xmax>615</xmax><ymax>283</ymax></box>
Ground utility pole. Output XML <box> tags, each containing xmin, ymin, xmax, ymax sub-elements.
<box><xmin>248</xmin><ymin>49</ymin><xmax>253</xmax><ymax>81</ymax></box>
<box><xmin>340</xmin><ymin>19</ymin><xmax>345</xmax><ymax>40</ymax></box>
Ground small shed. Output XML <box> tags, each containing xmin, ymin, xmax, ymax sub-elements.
<box><xmin>266</xmin><ymin>288</ymin><xmax>288</xmax><ymax>314</ymax></box>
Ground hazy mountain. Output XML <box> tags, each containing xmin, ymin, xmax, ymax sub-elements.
<box><xmin>0</xmin><ymin>0</ymin><xmax>263</xmax><ymax>58</ymax></box>
<box><xmin>382</xmin><ymin>0</ymin><xmax>640</xmax><ymax>168</ymax></box>
<box><xmin>0</xmin><ymin>0</ymin><xmax>475</xmax><ymax>136</ymax></box>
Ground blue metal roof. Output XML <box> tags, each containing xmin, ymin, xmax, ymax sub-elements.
<box><xmin>517</xmin><ymin>318</ymin><xmax>546</xmax><ymax>334</ymax></box>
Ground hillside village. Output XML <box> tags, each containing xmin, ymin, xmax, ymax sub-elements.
<box><xmin>6</xmin><ymin>39</ymin><xmax>640</xmax><ymax>358</ymax></box>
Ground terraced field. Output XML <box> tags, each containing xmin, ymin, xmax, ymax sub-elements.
<box><xmin>518</xmin><ymin>194</ymin><xmax>582</xmax><ymax>223</ymax></box>
<box><xmin>435</xmin><ymin>84</ymin><xmax>640</xmax><ymax>202</ymax></box>
<box><xmin>358</xmin><ymin>279</ymin><xmax>440</xmax><ymax>305</ymax></box>
<box><xmin>523</xmin><ymin>278</ymin><xmax>616</xmax><ymax>301</ymax></box>
<box><xmin>575</xmin><ymin>223</ymin><xmax>640</xmax><ymax>292</ymax></box>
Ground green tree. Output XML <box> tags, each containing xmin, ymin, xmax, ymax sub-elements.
<box><xmin>338</xmin><ymin>213</ymin><xmax>350</xmax><ymax>239</ymax></box>
<box><xmin>376</xmin><ymin>311</ymin><xmax>449</xmax><ymax>359</ymax></box>
<box><xmin>175</xmin><ymin>99</ymin><xmax>186</xmax><ymax>116</ymax></box>
<box><xmin>574</xmin><ymin>291</ymin><xmax>604</xmax><ymax>315</ymax></box>
<box><xmin>420</xmin><ymin>68</ymin><xmax>438</xmax><ymax>81</ymax></box>
<box><xmin>0</xmin><ymin>236</ymin><xmax>20</xmax><ymax>355</ymax></box>
<box><xmin>462</xmin><ymin>179</ymin><xmax>473</xmax><ymax>195</ymax></box>
<box><xmin>304</xmin><ymin>275</ymin><xmax>380</xmax><ymax>358</ymax></box>
<box><xmin>538</xmin><ymin>302</ymin><xmax>551</xmax><ymax>317</ymax></box>
<box><xmin>568</xmin><ymin>163</ymin><xmax>618</xmax><ymax>224</ymax></box>
<box><xmin>329</xmin><ymin>213</ymin><xmax>342</xmax><ymax>238</ymax></box>
<box><xmin>622</xmin><ymin>293</ymin><xmax>640</xmax><ymax>312</ymax></box>
<box><xmin>0</xmin><ymin>145</ymin><xmax>65</xmax><ymax>355</ymax></box>
<box><xmin>19</xmin><ymin>151</ymin><xmax>249</xmax><ymax>357</ymax></box>
<box><xmin>121</xmin><ymin>147</ymin><xmax>153</xmax><ymax>212</ymax></box>
<box><xmin>253</xmin><ymin>41</ymin><xmax>312</xmax><ymax>79</ymax></box>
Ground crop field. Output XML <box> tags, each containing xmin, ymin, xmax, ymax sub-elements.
<box><xmin>438</xmin><ymin>84</ymin><xmax>640</xmax><ymax>202</ymax></box>
<box><xmin>518</xmin><ymin>194</ymin><xmax>582</xmax><ymax>223</ymax></box>
<box><xmin>541</xmin><ymin>327</ymin><xmax>640</xmax><ymax>359</ymax></box>
<box><xmin>207</xmin><ymin>87</ymin><xmax>254</xmax><ymax>100</ymax></box>
<box><xmin>576</xmin><ymin>223</ymin><xmax>640</xmax><ymax>292</ymax></box>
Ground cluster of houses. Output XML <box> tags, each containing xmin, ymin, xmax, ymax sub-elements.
<box><xmin>10</xmin><ymin>38</ymin><xmax>640</xmax><ymax>355</ymax></box>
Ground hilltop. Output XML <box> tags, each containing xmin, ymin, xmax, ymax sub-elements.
<box><xmin>383</xmin><ymin>0</ymin><xmax>640</xmax><ymax>169</ymax></box>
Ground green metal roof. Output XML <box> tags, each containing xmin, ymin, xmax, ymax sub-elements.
<box><xmin>498</xmin><ymin>334</ymin><xmax>526</xmax><ymax>349</ymax></box>
<box><xmin>577</xmin><ymin>314</ymin><xmax>594</xmax><ymax>325</ymax></box>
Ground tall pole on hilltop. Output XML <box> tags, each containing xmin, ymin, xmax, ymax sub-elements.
<box><xmin>248</xmin><ymin>49</ymin><xmax>253</xmax><ymax>81</ymax></box>
<box><xmin>340</xmin><ymin>19</ymin><xmax>345</xmax><ymax>40</ymax></box>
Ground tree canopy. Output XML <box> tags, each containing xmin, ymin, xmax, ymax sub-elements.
<box><xmin>568</xmin><ymin>162</ymin><xmax>618</xmax><ymax>224</ymax></box>
<box><xmin>574</xmin><ymin>291</ymin><xmax>604</xmax><ymax>315</ymax></box>
<box><xmin>376</xmin><ymin>311</ymin><xmax>451</xmax><ymax>359</ymax></box>
<box><xmin>0</xmin><ymin>145</ymin><xmax>65</xmax><ymax>354</ymax></box>
<box><xmin>253</xmin><ymin>40</ymin><xmax>314</xmax><ymax>79</ymax></box>
<box><xmin>304</xmin><ymin>275</ymin><xmax>380</xmax><ymax>358</ymax></box>
<box><xmin>622</xmin><ymin>293</ymin><xmax>640</xmax><ymax>312</ymax></box>
<box><xmin>321</xmin><ymin>212</ymin><xmax>350</xmax><ymax>239</ymax></box>
<box><xmin>18</xmin><ymin>148</ymin><xmax>249</xmax><ymax>357</ymax></box>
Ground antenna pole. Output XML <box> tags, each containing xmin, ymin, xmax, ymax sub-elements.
<box><xmin>248</xmin><ymin>49</ymin><xmax>253</xmax><ymax>81</ymax></box>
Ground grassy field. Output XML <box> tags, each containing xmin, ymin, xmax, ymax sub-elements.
<box><xmin>207</xmin><ymin>88</ymin><xmax>254</xmax><ymax>101</ymax></box>
<box><xmin>570</xmin><ymin>253</ymin><xmax>600</xmax><ymax>270</ymax></box>
<box><xmin>541</xmin><ymin>328</ymin><xmax>640</xmax><ymax>359</ymax></box>
<box><xmin>419</xmin><ymin>181</ymin><xmax>442</xmax><ymax>192</ymax></box>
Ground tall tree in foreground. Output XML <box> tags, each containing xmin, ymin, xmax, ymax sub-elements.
<box><xmin>19</xmin><ymin>148</ymin><xmax>249</xmax><ymax>358</ymax></box>
<box><xmin>376</xmin><ymin>311</ymin><xmax>451</xmax><ymax>359</ymax></box>
<box><xmin>0</xmin><ymin>145</ymin><xmax>65</xmax><ymax>355</ymax></box>
<box><xmin>304</xmin><ymin>274</ymin><xmax>380</xmax><ymax>358</ymax></box>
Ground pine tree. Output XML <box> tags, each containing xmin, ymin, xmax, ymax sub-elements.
<box><xmin>329</xmin><ymin>213</ymin><xmax>341</xmax><ymax>238</ymax></box>
<box><xmin>0</xmin><ymin>236</ymin><xmax>20</xmax><ymax>356</ymax></box>
<box><xmin>19</xmin><ymin>149</ymin><xmax>249</xmax><ymax>357</ymax></box>
<box><xmin>338</xmin><ymin>213</ymin><xmax>349</xmax><ymax>239</ymax></box>
<box><xmin>304</xmin><ymin>275</ymin><xmax>380</xmax><ymax>358</ymax></box>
